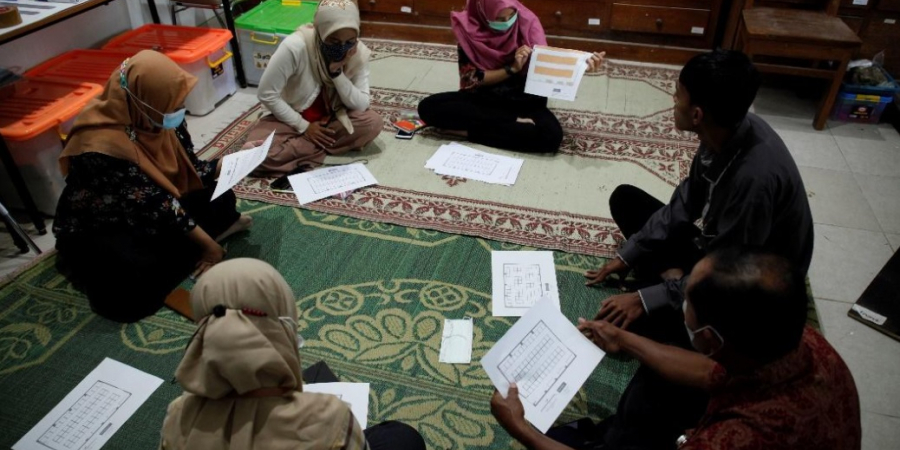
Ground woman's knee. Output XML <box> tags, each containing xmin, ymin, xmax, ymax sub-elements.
<box><xmin>530</xmin><ymin>121</ymin><xmax>564</xmax><ymax>153</ymax></box>
<box><xmin>417</xmin><ymin>93</ymin><xmax>456</xmax><ymax>125</ymax></box>
<box><xmin>350</xmin><ymin>109</ymin><xmax>384</xmax><ymax>143</ymax></box>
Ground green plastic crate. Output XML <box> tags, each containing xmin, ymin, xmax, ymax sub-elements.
<box><xmin>236</xmin><ymin>0</ymin><xmax>319</xmax><ymax>85</ymax></box>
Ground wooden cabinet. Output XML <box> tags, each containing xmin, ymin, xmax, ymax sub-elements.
<box><xmin>416</xmin><ymin>0</ymin><xmax>467</xmax><ymax>19</ymax></box>
<box><xmin>359</xmin><ymin>0</ymin><xmax>726</xmax><ymax>64</ymax></box>
<box><xmin>837</xmin><ymin>0</ymin><xmax>900</xmax><ymax>75</ymax></box>
<box><xmin>358</xmin><ymin>0</ymin><xmax>415</xmax><ymax>15</ymax></box>
<box><xmin>609</xmin><ymin>4</ymin><xmax>711</xmax><ymax>36</ymax></box>
<box><xmin>520</xmin><ymin>0</ymin><xmax>609</xmax><ymax>34</ymax></box>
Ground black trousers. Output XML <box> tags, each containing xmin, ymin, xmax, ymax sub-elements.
<box><xmin>609</xmin><ymin>184</ymin><xmax>705</xmax><ymax>277</ymax></box>
<box><xmin>417</xmin><ymin>91</ymin><xmax>564</xmax><ymax>153</ymax></box>
<box><xmin>56</xmin><ymin>188</ymin><xmax>239</xmax><ymax>323</ymax></box>
<box><xmin>544</xmin><ymin>185</ymin><xmax>709</xmax><ymax>449</ymax></box>
<box><xmin>365</xmin><ymin>421</ymin><xmax>427</xmax><ymax>450</ymax></box>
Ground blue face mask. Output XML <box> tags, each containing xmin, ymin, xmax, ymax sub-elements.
<box><xmin>488</xmin><ymin>12</ymin><xmax>518</xmax><ymax>32</ymax></box>
<box><xmin>130</xmin><ymin>94</ymin><xmax>186</xmax><ymax>130</ymax></box>
<box><xmin>119</xmin><ymin>59</ymin><xmax>187</xmax><ymax>130</ymax></box>
<box><xmin>320</xmin><ymin>40</ymin><xmax>357</xmax><ymax>63</ymax></box>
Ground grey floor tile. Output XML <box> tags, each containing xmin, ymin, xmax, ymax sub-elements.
<box><xmin>800</xmin><ymin>167</ymin><xmax>882</xmax><ymax>231</ymax></box>
<box><xmin>855</xmin><ymin>173</ymin><xmax>900</xmax><ymax>234</ymax></box>
<box><xmin>815</xmin><ymin>298</ymin><xmax>900</xmax><ymax>418</ymax></box>
<box><xmin>885</xmin><ymin>233</ymin><xmax>900</xmax><ymax>252</ymax></box>
<box><xmin>862</xmin><ymin>411</ymin><xmax>900</xmax><ymax>450</ymax></box>
<box><xmin>809</xmin><ymin>224</ymin><xmax>893</xmax><ymax>303</ymax></box>
<box><xmin>763</xmin><ymin>115</ymin><xmax>850</xmax><ymax>171</ymax></box>
<box><xmin>838</xmin><ymin>135</ymin><xmax>900</xmax><ymax>177</ymax></box>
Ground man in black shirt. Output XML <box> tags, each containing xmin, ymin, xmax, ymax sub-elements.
<box><xmin>585</xmin><ymin>50</ymin><xmax>813</xmax><ymax>334</ymax></box>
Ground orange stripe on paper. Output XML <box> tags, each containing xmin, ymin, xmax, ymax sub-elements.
<box><xmin>536</xmin><ymin>53</ymin><xmax>579</xmax><ymax>66</ymax></box>
<box><xmin>534</xmin><ymin>66</ymin><xmax>575</xmax><ymax>78</ymax></box>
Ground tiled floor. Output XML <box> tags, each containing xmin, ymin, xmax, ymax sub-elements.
<box><xmin>2</xmin><ymin>84</ymin><xmax>899</xmax><ymax>448</ymax></box>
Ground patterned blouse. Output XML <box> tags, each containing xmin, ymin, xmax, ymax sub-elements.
<box><xmin>53</xmin><ymin>123</ymin><xmax>218</xmax><ymax>239</ymax></box>
<box><xmin>681</xmin><ymin>326</ymin><xmax>861</xmax><ymax>450</ymax></box>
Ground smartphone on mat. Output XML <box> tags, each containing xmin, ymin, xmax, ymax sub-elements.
<box><xmin>270</xmin><ymin>175</ymin><xmax>292</xmax><ymax>193</ymax></box>
<box><xmin>395</xmin><ymin>130</ymin><xmax>415</xmax><ymax>140</ymax></box>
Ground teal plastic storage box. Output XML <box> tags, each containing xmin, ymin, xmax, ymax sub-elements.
<box><xmin>831</xmin><ymin>92</ymin><xmax>892</xmax><ymax>124</ymax></box>
<box><xmin>235</xmin><ymin>0</ymin><xmax>318</xmax><ymax>86</ymax></box>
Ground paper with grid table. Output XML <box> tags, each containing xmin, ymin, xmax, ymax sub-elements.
<box><xmin>13</xmin><ymin>358</ymin><xmax>162</xmax><ymax>450</ymax></box>
<box><xmin>425</xmin><ymin>143</ymin><xmax>523</xmax><ymax>186</ymax></box>
<box><xmin>481</xmin><ymin>297</ymin><xmax>605</xmax><ymax>432</ymax></box>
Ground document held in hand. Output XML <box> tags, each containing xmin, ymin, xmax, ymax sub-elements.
<box><xmin>211</xmin><ymin>131</ymin><xmax>274</xmax><ymax>200</ymax></box>
<box><xmin>481</xmin><ymin>297</ymin><xmax>605</xmax><ymax>432</ymax></box>
<box><xmin>524</xmin><ymin>45</ymin><xmax>591</xmax><ymax>102</ymax></box>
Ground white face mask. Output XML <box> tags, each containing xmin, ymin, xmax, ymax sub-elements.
<box><xmin>279</xmin><ymin>316</ymin><xmax>305</xmax><ymax>349</ymax></box>
<box><xmin>683</xmin><ymin>302</ymin><xmax>724</xmax><ymax>356</ymax></box>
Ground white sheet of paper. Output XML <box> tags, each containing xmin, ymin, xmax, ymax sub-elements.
<box><xmin>439</xmin><ymin>318</ymin><xmax>474</xmax><ymax>364</ymax></box>
<box><xmin>13</xmin><ymin>358</ymin><xmax>163</xmax><ymax>450</ymax></box>
<box><xmin>211</xmin><ymin>131</ymin><xmax>274</xmax><ymax>200</ymax></box>
<box><xmin>491</xmin><ymin>251</ymin><xmax>560</xmax><ymax>316</ymax></box>
<box><xmin>481</xmin><ymin>297</ymin><xmax>605</xmax><ymax>433</ymax></box>
<box><xmin>288</xmin><ymin>162</ymin><xmax>378</xmax><ymax>205</ymax></box>
<box><xmin>525</xmin><ymin>45</ymin><xmax>591</xmax><ymax>101</ymax></box>
<box><xmin>425</xmin><ymin>143</ymin><xmax>524</xmax><ymax>186</ymax></box>
<box><xmin>302</xmin><ymin>382</ymin><xmax>371</xmax><ymax>429</ymax></box>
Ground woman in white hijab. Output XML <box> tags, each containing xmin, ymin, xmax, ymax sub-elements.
<box><xmin>160</xmin><ymin>258</ymin><xmax>426</xmax><ymax>450</ymax></box>
<box><xmin>247</xmin><ymin>0</ymin><xmax>382</xmax><ymax>177</ymax></box>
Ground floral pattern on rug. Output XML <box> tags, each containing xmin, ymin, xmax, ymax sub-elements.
<box><xmin>197</xmin><ymin>40</ymin><xmax>697</xmax><ymax>258</ymax></box>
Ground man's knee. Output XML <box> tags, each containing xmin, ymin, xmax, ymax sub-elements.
<box><xmin>609</xmin><ymin>184</ymin><xmax>642</xmax><ymax>213</ymax></box>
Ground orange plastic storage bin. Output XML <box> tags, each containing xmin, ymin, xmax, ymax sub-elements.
<box><xmin>103</xmin><ymin>24</ymin><xmax>237</xmax><ymax>116</ymax></box>
<box><xmin>0</xmin><ymin>78</ymin><xmax>102</xmax><ymax>141</ymax></box>
<box><xmin>25</xmin><ymin>49</ymin><xmax>137</xmax><ymax>87</ymax></box>
<box><xmin>0</xmin><ymin>78</ymin><xmax>103</xmax><ymax>215</ymax></box>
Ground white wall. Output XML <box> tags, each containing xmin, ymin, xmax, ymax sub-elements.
<box><xmin>0</xmin><ymin>0</ymin><xmax>218</xmax><ymax>74</ymax></box>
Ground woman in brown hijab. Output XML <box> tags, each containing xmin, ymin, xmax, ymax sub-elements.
<box><xmin>53</xmin><ymin>50</ymin><xmax>251</xmax><ymax>323</ymax></box>
<box><xmin>161</xmin><ymin>258</ymin><xmax>426</xmax><ymax>450</ymax></box>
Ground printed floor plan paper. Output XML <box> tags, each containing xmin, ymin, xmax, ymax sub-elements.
<box><xmin>302</xmin><ymin>382</ymin><xmax>371</xmax><ymax>429</ymax></box>
<box><xmin>289</xmin><ymin>162</ymin><xmax>379</xmax><ymax>205</ymax></box>
<box><xmin>13</xmin><ymin>358</ymin><xmax>163</xmax><ymax>450</ymax></box>
<box><xmin>491</xmin><ymin>251</ymin><xmax>560</xmax><ymax>316</ymax></box>
<box><xmin>481</xmin><ymin>297</ymin><xmax>605</xmax><ymax>433</ymax></box>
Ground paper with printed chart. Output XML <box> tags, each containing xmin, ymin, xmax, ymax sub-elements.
<box><xmin>302</xmin><ymin>382</ymin><xmax>371</xmax><ymax>429</ymax></box>
<box><xmin>525</xmin><ymin>45</ymin><xmax>591</xmax><ymax>101</ymax></box>
<box><xmin>425</xmin><ymin>143</ymin><xmax>523</xmax><ymax>186</ymax></box>
<box><xmin>212</xmin><ymin>131</ymin><xmax>274</xmax><ymax>200</ymax></box>
<box><xmin>481</xmin><ymin>297</ymin><xmax>605</xmax><ymax>433</ymax></box>
<box><xmin>288</xmin><ymin>162</ymin><xmax>378</xmax><ymax>205</ymax></box>
<box><xmin>491</xmin><ymin>251</ymin><xmax>560</xmax><ymax>316</ymax></box>
<box><xmin>13</xmin><ymin>358</ymin><xmax>163</xmax><ymax>450</ymax></box>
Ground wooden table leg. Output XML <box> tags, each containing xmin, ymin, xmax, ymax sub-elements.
<box><xmin>815</xmin><ymin>53</ymin><xmax>851</xmax><ymax>130</ymax></box>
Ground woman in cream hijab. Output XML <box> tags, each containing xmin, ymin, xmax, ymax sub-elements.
<box><xmin>161</xmin><ymin>258</ymin><xmax>426</xmax><ymax>450</ymax></box>
<box><xmin>247</xmin><ymin>0</ymin><xmax>383</xmax><ymax>176</ymax></box>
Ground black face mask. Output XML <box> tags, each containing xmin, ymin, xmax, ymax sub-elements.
<box><xmin>320</xmin><ymin>41</ymin><xmax>356</xmax><ymax>63</ymax></box>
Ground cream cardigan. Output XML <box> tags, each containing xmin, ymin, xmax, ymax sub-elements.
<box><xmin>257</xmin><ymin>32</ymin><xmax>371</xmax><ymax>134</ymax></box>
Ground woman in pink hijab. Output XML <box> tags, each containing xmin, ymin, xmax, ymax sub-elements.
<box><xmin>418</xmin><ymin>0</ymin><xmax>602</xmax><ymax>153</ymax></box>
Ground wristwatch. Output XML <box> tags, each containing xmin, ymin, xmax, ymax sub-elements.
<box><xmin>329</xmin><ymin>68</ymin><xmax>342</xmax><ymax>78</ymax></box>
<box><xmin>504</xmin><ymin>64</ymin><xmax>516</xmax><ymax>76</ymax></box>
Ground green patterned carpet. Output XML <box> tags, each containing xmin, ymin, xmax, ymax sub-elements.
<box><xmin>0</xmin><ymin>199</ymin><xmax>640</xmax><ymax>450</ymax></box>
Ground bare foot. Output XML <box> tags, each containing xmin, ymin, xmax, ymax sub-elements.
<box><xmin>216</xmin><ymin>214</ymin><xmax>253</xmax><ymax>242</ymax></box>
<box><xmin>516</xmin><ymin>117</ymin><xmax>536</xmax><ymax>125</ymax></box>
<box><xmin>241</xmin><ymin>139</ymin><xmax>265</xmax><ymax>150</ymax></box>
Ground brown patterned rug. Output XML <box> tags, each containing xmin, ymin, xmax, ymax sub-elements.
<box><xmin>197</xmin><ymin>40</ymin><xmax>697</xmax><ymax>258</ymax></box>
